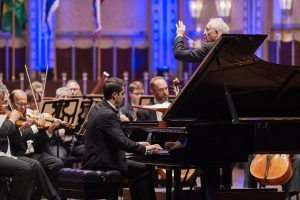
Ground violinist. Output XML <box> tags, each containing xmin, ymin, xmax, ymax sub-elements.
<box><xmin>25</xmin><ymin>89</ymin><xmax>42</xmax><ymax>111</ymax></box>
<box><xmin>0</xmin><ymin>83</ymin><xmax>37</xmax><ymax>200</ymax></box>
<box><xmin>0</xmin><ymin>83</ymin><xmax>62</xmax><ymax>200</ymax></box>
<box><xmin>8</xmin><ymin>89</ymin><xmax>63</xmax><ymax>200</ymax></box>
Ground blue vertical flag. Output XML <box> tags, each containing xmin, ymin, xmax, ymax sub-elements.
<box><xmin>45</xmin><ymin>0</ymin><xmax>59</xmax><ymax>32</ymax></box>
<box><xmin>93</xmin><ymin>0</ymin><xmax>102</xmax><ymax>33</ymax></box>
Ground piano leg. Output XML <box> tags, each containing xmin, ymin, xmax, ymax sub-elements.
<box><xmin>201</xmin><ymin>166</ymin><xmax>220</xmax><ymax>200</ymax></box>
<box><xmin>173</xmin><ymin>169</ymin><xmax>181</xmax><ymax>200</ymax></box>
<box><xmin>166</xmin><ymin>169</ymin><xmax>172</xmax><ymax>200</ymax></box>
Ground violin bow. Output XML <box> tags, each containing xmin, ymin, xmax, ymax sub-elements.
<box><xmin>41</xmin><ymin>64</ymin><xmax>49</xmax><ymax>102</ymax></box>
<box><xmin>77</xmin><ymin>102</ymin><xmax>96</xmax><ymax>135</ymax></box>
<box><xmin>25</xmin><ymin>65</ymin><xmax>41</xmax><ymax>114</ymax></box>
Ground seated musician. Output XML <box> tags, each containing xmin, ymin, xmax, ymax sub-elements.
<box><xmin>120</xmin><ymin>81</ymin><xmax>145</xmax><ymax>121</ymax></box>
<box><xmin>82</xmin><ymin>77</ymin><xmax>161</xmax><ymax>200</ymax></box>
<box><xmin>48</xmin><ymin>87</ymin><xmax>84</xmax><ymax>162</ymax></box>
<box><xmin>135</xmin><ymin>76</ymin><xmax>183</xmax><ymax>148</ymax></box>
<box><xmin>0</xmin><ymin>84</ymin><xmax>62</xmax><ymax>200</ymax></box>
<box><xmin>244</xmin><ymin>155</ymin><xmax>300</xmax><ymax>200</ymax></box>
<box><xmin>25</xmin><ymin>89</ymin><xmax>42</xmax><ymax>111</ymax></box>
<box><xmin>30</xmin><ymin>81</ymin><xmax>43</xmax><ymax>98</ymax></box>
<box><xmin>0</xmin><ymin>83</ymin><xmax>37</xmax><ymax>200</ymax></box>
<box><xmin>8</xmin><ymin>89</ymin><xmax>64</xmax><ymax>200</ymax></box>
<box><xmin>66</xmin><ymin>79</ymin><xmax>82</xmax><ymax>96</ymax></box>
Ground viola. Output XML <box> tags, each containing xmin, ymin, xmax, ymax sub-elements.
<box><xmin>250</xmin><ymin>154</ymin><xmax>293</xmax><ymax>185</ymax></box>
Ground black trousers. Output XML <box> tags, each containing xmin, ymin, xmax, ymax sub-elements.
<box><xmin>126</xmin><ymin>160</ymin><xmax>157</xmax><ymax>200</ymax></box>
<box><xmin>0</xmin><ymin>156</ymin><xmax>36</xmax><ymax>200</ymax></box>
<box><xmin>27</xmin><ymin>153</ymin><xmax>64</xmax><ymax>200</ymax></box>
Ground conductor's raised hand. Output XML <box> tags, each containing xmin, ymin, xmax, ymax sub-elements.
<box><xmin>176</xmin><ymin>20</ymin><xmax>186</xmax><ymax>37</ymax></box>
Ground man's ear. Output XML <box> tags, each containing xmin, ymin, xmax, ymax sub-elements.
<box><xmin>111</xmin><ymin>92</ymin><xmax>117</xmax><ymax>100</ymax></box>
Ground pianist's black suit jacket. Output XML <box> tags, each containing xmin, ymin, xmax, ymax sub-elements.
<box><xmin>82</xmin><ymin>100</ymin><xmax>146</xmax><ymax>173</ymax></box>
<box><xmin>173</xmin><ymin>36</ymin><xmax>215</xmax><ymax>62</ymax></box>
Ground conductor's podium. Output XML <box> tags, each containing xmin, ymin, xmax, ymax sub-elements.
<box><xmin>57</xmin><ymin>168</ymin><xmax>122</xmax><ymax>200</ymax></box>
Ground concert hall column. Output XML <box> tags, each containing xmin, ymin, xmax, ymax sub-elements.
<box><xmin>150</xmin><ymin>0</ymin><xmax>178</xmax><ymax>76</ymax></box>
<box><xmin>244</xmin><ymin>0</ymin><xmax>264</xmax><ymax>58</ymax></box>
<box><xmin>28</xmin><ymin>0</ymin><xmax>56</xmax><ymax>79</ymax></box>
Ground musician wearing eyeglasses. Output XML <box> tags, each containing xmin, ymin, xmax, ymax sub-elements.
<box><xmin>120</xmin><ymin>81</ymin><xmax>145</xmax><ymax>121</ymax></box>
<box><xmin>8</xmin><ymin>89</ymin><xmax>63</xmax><ymax>200</ymax></box>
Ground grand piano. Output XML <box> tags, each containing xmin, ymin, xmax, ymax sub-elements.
<box><xmin>123</xmin><ymin>34</ymin><xmax>300</xmax><ymax>200</ymax></box>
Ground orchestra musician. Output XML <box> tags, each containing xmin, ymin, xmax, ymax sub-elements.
<box><xmin>65</xmin><ymin>79</ymin><xmax>82</xmax><ymax>96</ymax></box>
<box><xmin>120</xmin><ymin>81</ymin><xmax>145</xmax><ymax>121</ymax></box>
<box><xmin>83</xmin><ymin>77</ymin><xmax>162</xmax><ymax>200</ymax></box>
<box><xmin>173</xmin><ymin>18</ymin><xmax>232</xmax><ymax>195</ymax></box>
<box><xmin>48</xmin><ymin>87</ymin><xmax>84</xmax><ymax>163</ymax></box>
<box><xmin>0</xmin><ymin>83</ymin><xmax>62</xmax><ymax>200</ymax></box>
<box><xmin>0</xmin><ymin>83</ymin><xmax>37</xmax><ymax>200</ymax></box>
<box><xmin>8</xmin><ymin>89</ymin><xmax>63</xmax><ymax>200</ymax></box>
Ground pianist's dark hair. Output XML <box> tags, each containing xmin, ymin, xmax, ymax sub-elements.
<box><xmin>103</xmin><ymin>77</ymin><xmax>125</xmax><ymax>100</ymax></box>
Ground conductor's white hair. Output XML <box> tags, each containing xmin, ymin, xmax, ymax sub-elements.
<box><xmin>207</xmin><ymin>18</ymin><xmax>230</xmax><ymax>34</ymax></box>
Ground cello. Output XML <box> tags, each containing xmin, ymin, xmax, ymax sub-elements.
<box><xmin>250</xmin><ymin>154</ymin><xmax>293</xmax><ymax>186</ymax></box>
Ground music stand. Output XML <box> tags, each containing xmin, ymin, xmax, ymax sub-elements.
<box><xmin>39</xmin><ymin>98</ymin><xmax>82</xmax><ymax>126</ymax></box>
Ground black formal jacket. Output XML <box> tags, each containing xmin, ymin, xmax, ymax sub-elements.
<box><xmin>82</xmin><ymin>100</ymin><xmax>146</xmax><ymax>173</ymax></box>
<box><xmin>0</xmin><ymin>120</ymin><xmax>15</xmax><ymax>153</ymax></box>
<box><xmin>8</xmin><ymin>124</ymin><xmax>50</xmax><ymax>156</ymax></box>
<box><xmin>120</xmin><ymin>104</ymin><xmax>134</xmax><ymax>121</ymax></box>
<box><xmin>136</xmin><ymin>99</ymin><xmax>157</xmax><ymax>121</ymax></box>
<box><xmin>173</xmin><ymin>36</ymin><xmax>215</xmax><ymax>62</ymax></box>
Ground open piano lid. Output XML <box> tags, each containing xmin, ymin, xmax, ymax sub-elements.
<box><xmin>163</xmin><ymin>34</ymin><xmax>300</xmax><ymax>121</ymax></box>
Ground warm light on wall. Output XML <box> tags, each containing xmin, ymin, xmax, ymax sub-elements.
<box><xmin>189</xmin><ymin>0</ymin><xmax>203</xmax><ymax>18</ymax></box>
<box><xmin>215</xmin><ymin>0</ymin><xmax>232</xmax><ymax>20</ymax></box>
<box><xmin>279</xmin><ymin>0</ymin><xmax>293</xmax><ymax>15</ymax></box>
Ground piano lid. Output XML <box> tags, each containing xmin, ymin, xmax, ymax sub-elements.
<box><xmin>163</xmin><ymin>34</ymin><xmax>300</xmax><ymax>121</ymax></box>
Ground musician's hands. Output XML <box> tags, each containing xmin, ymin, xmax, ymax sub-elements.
<box><xmin>9</xmin><ymin>110</ymin><xmax>20</xmax><ymax>123</ymax></box>
<box><xmin>57</xmin><ymin>128</ymin><xmax>66</xmax><ymax>139</ymax></box>
<box><xmin>119</xmin><ymin>114</ymin><xmax>129</xmax><ymax>121</ymax></box>
<box><xmin>47</xmin><ymin>118</ymin><xmax>61</xmax><ymax>134</ymax></box>
<box><xmin>20</xmin><ymin>118</ymin><xmax>34</xmax><ymax>129</ymax></box>
<box><xmin>176</xmin><ymin>20</ymin><xmax>186</xmax><ymax>37</ymax></box>
<box><xmin>164</xmin><ymin>141</ymin><xmax>182</xmax><ymax>150</ymax></box>
<box><xmin>146</xmin><ymin>144</ymin><xmax>162</xmax><ymax>152</ymax></box>
<box><xmin>138</xmin><ymin>141</ymin><xmax>150</xmax><ymax>146</ymax></box>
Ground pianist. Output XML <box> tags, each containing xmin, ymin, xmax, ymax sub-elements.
<box><xmin>173</xmin><ymin>18</ymin><xmax>229</xmax><ymax>63</ymax></box>
<box><xmin>82</xmin><ymin>77</ymin><xmax>161</xmax><ymax>200</ymax></box>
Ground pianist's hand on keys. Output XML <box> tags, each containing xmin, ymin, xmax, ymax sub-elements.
<box><xmin>146</xmin><ymin>144</ymin><xmax>162</xmax><ymax>153</ymax></box>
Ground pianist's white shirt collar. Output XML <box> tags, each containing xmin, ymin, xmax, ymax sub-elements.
<box><xmin>106</xmin><ymin>100</ymin><xmax>118</xmax><ymax>112</ymax></box>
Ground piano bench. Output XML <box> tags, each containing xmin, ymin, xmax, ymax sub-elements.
<box><xmin>57</xmin><ymin>168</ymin><xmax>122</xmax><ymax>200</ymax></box>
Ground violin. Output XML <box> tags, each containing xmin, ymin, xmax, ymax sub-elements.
<box><xmin>250</xmin><ymin>154</ymin><xmax>293</xmax><ymax>185</ymax></box>
<box><xmin>26</xmin><ymin>109</ymin><xmax>75</xmax><ymax>129</ymax></box>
